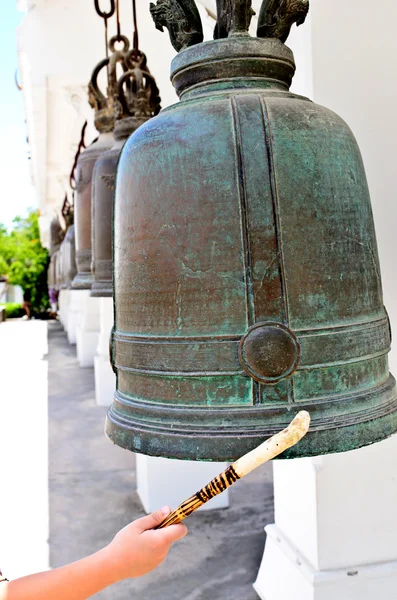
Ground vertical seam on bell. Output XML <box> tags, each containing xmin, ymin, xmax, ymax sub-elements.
<box><xmin>230</xmin><ymin>95</ymin><xmax>256</xmax><ymax>327</ymax></box>
<box><xmin>260</xmin><ymin>95</ymin><xmax>295</xmax><ymax>404</ymax></box>
<box><xmin>259</xmin><ymin>96</ymin><xmax>290</xmax><ymax>327</ymax></box>
<box><xmin>230</xmin><ymin>95</ymin><xmax>260</xmax><ymax>405</ymax></box>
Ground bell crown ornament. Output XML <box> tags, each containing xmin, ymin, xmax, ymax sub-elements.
<box><xmin>88</xmin><ymin>34</ymin><xmax>131</xmax><ymax>133</ymax></box>
<box><xmin>149</xmin><ymin>0</ymin><xmax>309</xmax><ymax>51</ymax></box>
<box><xmin>106</xmin><ymin>0</ymin><xmax>397</xmax><ymax>460</ymax></box>
<box><xmin>256</xmin><ymin>0</ymin><xmax>309</xmax><ymax>41</ymax></box>
<box><xmin>112</xmin><ymin>50</ymin><xmax>161</xmax><ymax>139</ymax></box>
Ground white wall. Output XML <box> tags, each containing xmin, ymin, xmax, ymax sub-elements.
<box><xmin>6</xmin><ymin>285</ymin><xmax>24</xmax><ymax>304</ymax></box>
<box><xmin>0</xmin><ymin>283</ymin><xmax>23</xmax><ymax>305</ymax></box>
<box><xmin>310</xmin><ymin>0</ymin><xmax>397</xmax><ymax>370</ymax></box>
<box><xmin>17</xmin><ymin>0</ymin><xmax>180</xmax><ymax>247</ymax></box>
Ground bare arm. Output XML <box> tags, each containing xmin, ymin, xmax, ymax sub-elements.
<box><xmin>0</xmin><ymin>549</ymin><xmax>117</xmax><ymax>600</ymax></box>
<box><xmin>0</xmin><ymin>507</ymin><xmax>186</xmax><ymax>600</ymax></box>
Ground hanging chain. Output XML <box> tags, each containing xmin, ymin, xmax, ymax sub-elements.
<box><xmin>94</xmin><ymin>0</ymin><xmax>140</xmax><ymax>58</ymax></box>
<box><xmin>131</xmin><ymin>0</ymin><xmax>140</xmax><ymax>57</ymax></box>
<box><xmin>116</xmin><ymin>0</ymin><xmax>122</xmax><ymax>41</ymax></box>
<box><xmin>94</xmin><ymin>0</ymin><xmax>116</xmax><ymax>57</ymax></box>
<box><xmin>94</xmin><ymin>0</ymin><xmax>116</xmax><ymax>85</ymax></box>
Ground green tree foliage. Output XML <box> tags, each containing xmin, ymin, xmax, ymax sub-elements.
<box><xmin>0</xmin><ymin>210</ymin><xmax>49</xmax><ymax>312</ymax></box>
<box><xmin>3</xmin><ymin>303</ymin><xmax>24</xmax><ymax>318</ymax></box>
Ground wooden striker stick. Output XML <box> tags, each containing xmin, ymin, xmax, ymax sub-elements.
<box><xmin>157</xmin><ymin>410</ymin><xmax>311</xmax><ymax>529</ymax></box>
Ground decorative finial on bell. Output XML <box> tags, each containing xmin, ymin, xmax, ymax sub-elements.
<box><xmin>214</xmin><ymin>0</ymin><xmax>256</xmax><ymax>39</ymax></box>
<box><xmin>149</xmin><ymin>0</ymin><xmax>203</xmax><ymax>52</ymax></box>
<box><xmin>257</xmin><ymin>0</ymin><xmax>310</xmax><ymax>42</ymax></box>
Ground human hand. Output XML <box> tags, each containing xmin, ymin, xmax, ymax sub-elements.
<box><xmin>103</xmin><ymin>506</ymin><xmax>188</xmax><ymax>581</ymax></box>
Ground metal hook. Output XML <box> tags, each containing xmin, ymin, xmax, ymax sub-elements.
<box><xmin>108</xmin><ymin>34</ymin><xmax>130</xmax><ymax>54</ymax></box>
<box><xmin>94</xmin><ymin>0</ymin><xmax>116</xmax><ymax>20</ymax></box>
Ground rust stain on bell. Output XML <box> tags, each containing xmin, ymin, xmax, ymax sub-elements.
<box><xmin>106</xmin><ymin>0</ymin><xmax>397</xmax><ymax>460</ymax></box>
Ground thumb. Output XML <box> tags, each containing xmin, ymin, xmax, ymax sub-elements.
<box><xmin>134</xmin><ymin>506</ymin><xmax>171</xmax><ymax>532</ymax></box>
<box><xmin>154</xmin><ymin>522</ymin><xmax>188</xmax><ymax>544</ymax></box>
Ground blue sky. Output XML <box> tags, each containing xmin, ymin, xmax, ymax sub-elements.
<box><xmin>0</xmin><ymin>4</ymin><xmax>36</xmax><ymax>229</ymax></box>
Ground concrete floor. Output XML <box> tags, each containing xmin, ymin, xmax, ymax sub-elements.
<box><xmin>48</xmin><ymin>320</ymin><xmax>274</xmax><ymax>599</ymax></box>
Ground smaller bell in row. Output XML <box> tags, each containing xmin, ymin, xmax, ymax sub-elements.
<box><xmin>91</xmin><ymin>50</ymin><xmax>161</xmax><ymax>297</ymax></box>
<box><xmin>47</xmin><ymin>213</ymin><xmax>64</xmax><ymax>293</ymax></box>
<box><xmin>59</xmin><ymin>197</ymin><xmax>77</xmax><ymax>290</ymax></box>
<box><xmin>72</xmin><ymin>36</ymin><xmax>130</xmax><ymax>290</ymax></box>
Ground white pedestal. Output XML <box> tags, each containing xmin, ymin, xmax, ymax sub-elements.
<box><xmin>76</xmin><ymin>292</ymin><xmax>100</xmax><ymax>368</ymax></box>
<box><xmin>58</xmin><ymin>289</ymin><xmax>70</xmax><ymax>330</ymax></box>
<box><xmin>0</xmin><ymin>321</ymin><xmax>49</xmax><ymax>578</ymax></box>
<box><xmin>254</xmin><ymin>434</ymin><xmax>397</xmax><ymax>600</ymax></box>
<box><xmin>94</xmin><ymin>297</ymin><xmax>115</xmax><ymax>406</ymax></box>
<box><xmin>136</xmin><ymin>454</ymin><xmax>230</xmax><ymax>514</ymax></box>
<box><xmin>66</xmin><ymin>290</ymin><xmax>85</xmax><ymax>345</ymax></box>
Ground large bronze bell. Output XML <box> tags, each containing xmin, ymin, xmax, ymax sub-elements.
<box><xmin>91</xmin><ymin>50</ymin><xmax>161</xmax><ymax>297</ymax></box>
<box><xmin>106</xmin><ymin>0</ymin><xmax>397</xmax><ymax>460</ymax></box>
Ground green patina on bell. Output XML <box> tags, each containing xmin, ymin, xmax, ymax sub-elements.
<box><xmin>106</xmin><ymin>0</ymin><xmax>397</xmax><ymax>460</ymax></box>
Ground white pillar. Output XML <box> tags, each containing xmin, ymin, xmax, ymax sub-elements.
<box><xmin>66</xmin><ymin>289</ymin><xmax>85</xmax><ymax>345</ymax></box>
<box><xmin>136</xmin><ymin>454</ymin><xmax>230</xmax><ymax>514</ymax></box>
<box><xmin>94</xmin><ymin>297</ymin><xmax>116</xmax><ymax>406</ymax></box>
<box><xmin>58</xmin><ymin>289</ymin><xmax>69</xmax><ymax>330</ymax></box>
<box><xmin>254</xmin><ymin>436</ymin><xmax>397</xmax><ymax>600</ymax></box>
<box><xmin>75</xmin><ymin>291</ymin><xmax>100</xmax><ymax>367</ymax></box>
